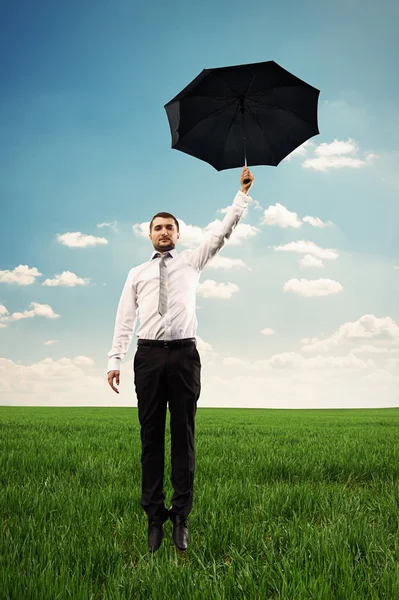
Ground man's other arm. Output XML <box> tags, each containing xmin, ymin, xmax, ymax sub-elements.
<box><xmin>107</xmin><ymin>269</ymin><xmax>138</xmax><ymax>373</ymax></box>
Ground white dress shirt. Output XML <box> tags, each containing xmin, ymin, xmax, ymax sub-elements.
<box><xmin>107</xmin><ymin>189</ymin><xmax>252</xmax><ymax>373</ymax></box>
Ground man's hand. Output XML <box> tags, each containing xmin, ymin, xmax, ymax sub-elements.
<box><xmin>240</xmin><ymin>166</ymin><xmax>255</xmax><ymax>195</ymax></box>
<box><xmin>107</xmin><ymin>370</ymin><xmax>120</xmax><ymax>394</ymax></box>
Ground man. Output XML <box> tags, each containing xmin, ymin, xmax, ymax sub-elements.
<box><xmin>107</xmin><ymin>166</ymin><xmax>254</xmax><ymax>553</ymax></box>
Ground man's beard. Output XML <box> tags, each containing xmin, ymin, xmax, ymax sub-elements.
<box><xmin>157</xmin><ymin>239</ymin><xmax>175</xmax><ymax>251</ymax></box>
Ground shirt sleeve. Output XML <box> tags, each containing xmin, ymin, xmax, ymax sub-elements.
<box><xmin>188</xmin><ymin>189</ymin><xmax>252</xmax><ymax>272</ymax></box>
<box><xmin>107</xmin><ymin>269</ymin><xmax>138</xmax><ymax>373</ymax></box>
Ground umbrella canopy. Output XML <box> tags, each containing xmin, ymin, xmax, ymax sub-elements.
<box><xmin>164</xmin><ymin>60</ymin><xmax>320</xmax><ymax>172</ymax></box>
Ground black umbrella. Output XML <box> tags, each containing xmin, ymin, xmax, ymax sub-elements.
<box><xmin>164</xmin><ymin>60</ymin><xmax>320</xmax><ymax>177</ymax></box>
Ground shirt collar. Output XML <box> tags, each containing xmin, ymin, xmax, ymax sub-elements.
<box><xmin>150</xmin><ymin>248</ymin><xmax>178</xmax><ymax>261</ymax></box>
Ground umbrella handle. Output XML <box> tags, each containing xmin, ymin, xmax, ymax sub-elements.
<box><xmin>242</xmin><ymin>153</ymin><xmax>250</xmax><ymax>184</ymax></box>
<box><xmin>242</xmin><ymin>120</ymin><xmax>251</xmax><ymax>183</ymax></box>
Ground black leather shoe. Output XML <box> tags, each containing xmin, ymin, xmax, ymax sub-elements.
<box><xmin>170</xmin><ymin>513</ymin><xmax>189</xmax><ymax>551</ymax></box>
<box><xmin>148</xmin><ymin>510</ymin><xmax>169</xmax><ymax>553</ymax></box>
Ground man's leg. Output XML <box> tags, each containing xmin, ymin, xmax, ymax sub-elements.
<box><xmin>167</xmin><ymin>344</ymin><xmax>201</xmax><ymax>519</ymax></box>
<box><xmin>133</xmin><ymin>346</ymin><xmax>168</xmax><ymax>518</ymax></box>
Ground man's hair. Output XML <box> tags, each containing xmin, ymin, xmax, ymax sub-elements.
<box><xmin>150</xmin><ymin>212</ymin><xmax>179</xmax><ymax>233</ymax></box>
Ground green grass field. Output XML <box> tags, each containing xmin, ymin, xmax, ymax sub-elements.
<box><xmin>1</xmin><ymin>406</ymin><xmax>399</xmax><ymax>599</ymax></box>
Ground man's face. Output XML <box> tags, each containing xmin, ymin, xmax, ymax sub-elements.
<box><xmin>149</xmin><ymin>217</ymin><xmax>180</xmax><ymax>253</ymax></box>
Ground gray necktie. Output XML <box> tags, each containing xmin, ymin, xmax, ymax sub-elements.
<box><xmin>154</xmin><ymin>252</ymin><xmax>169</xmax><ymax>316</ymax></box>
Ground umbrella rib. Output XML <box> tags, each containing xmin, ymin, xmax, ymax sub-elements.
<box><xmin>248</xmin><ymin>96</ymin><xmax>319</xmax><ymax>132</ymax></box>
<box><xmin>191</xmin><ymin>93</ymin><xmax>236</xmax><ymax>101</ymax></box>
<box><xmin>217</xmin><ymin>73</ymin><xmax>241</xmax><ymax>97</ymax></box>
<box><xmin>216</xmin><ymin>72</ymin><xmax>256</xmax><ymax>100</ymax></box>
<box><xmin>213</xmin><ymin>73</ymin><xmax>256</xmax><ymax>165</ymax></box>
<box><xmin>178</xmin><ymin>97</ymin><xmax>238</xmax><ymax>139</ymax></box>
<box><xmin>245</xmin><ymin>103</ymin><xmax>278</xmax><ymax>165</ymax></box>
<box><xmin>219</xmin><ymin>100</ymin><xmax>242</xmax><ymax>165</ymax></box>
<box><xmin>249</xmin><ymin>84</ymin><xmax>317</xmax><ymax>96</ymax></box>
<box><xmin>180</xmin><ymin>75</ymin><xmax>256</xmax><ymax>141</ymax></box>
<box><xmin>245</xmin><ymin>74</ymin><xmax>256</xmax><ymax>96</ymax></box>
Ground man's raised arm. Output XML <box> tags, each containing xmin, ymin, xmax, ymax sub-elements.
<box><xmin>189</xmin><ymin>166</ymin><xmax>255</xmax><ymax>272</ymax></box>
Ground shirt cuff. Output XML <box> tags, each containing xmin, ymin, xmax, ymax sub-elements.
<box><xmin>233</xmin><ymin>189</ymin><xmax>253</xmax><ymax>208</ymax></box>
<box><xmin>107</xmin><ymin>357</ymin><xmax>121</xmax><ymax>373</ymax></box>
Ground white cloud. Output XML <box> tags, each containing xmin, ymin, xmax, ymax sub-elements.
<box><xmin>196</xmin><ymin>279</ymin><xmax>239</xmax><ymax>299</ymax></box>
<box><xmin>223</xmin><ymin>357</ymin><xmax>250</xmax><ymax>368</ymax></box>
<box><xmin>200</xmin><ymin>337</ymin><xmax>399</xmax><ymax>408</ymax></box>
<box><xmin>302</xmin><ymin>216</ymin><xmax>334</xmax><ymax>228</ymax></box>
<box><xmin>283</xmin><ymin>278</ymin><xmax>343</xmax><ymax>297</ymax></box>
<box><xmin>0</xmin><ymin>338</ymin><xmax>218</xmax><ymax>406</ymax></box>
<box><xmin>272</xmin><ymin>240</ymin><xmax>338</xmax><ymax>260</ymax></box>
<box><xmin>42</xmin><ymin>271</ymin><xmax>90</xmax><ymax>287</ymax></box>
<box><xmin>269</xmin><ymin>352</ymin><xmax>373</xmax><ymax>370</ymax></box>
<box><xmin>251</xmin><ymin>199</ymin><xmax>264</xmax><ymax>212</ymax></box>
<box><xmin>303</xmin><ymin>155</ymin><xmax>366</xmax><ymax>171</ymax></box>
<box><xmin>195</xmin><ymin>336</ymin><xmax>213</xmax><ymax>353</ymax></box>
<box><xmin>174</xmin><ymin>222</ymin><xmax>206</xmax><ymax>248</ymax></box>
<box><xmin>0</xmin><ymin>356</ymin><xmax>103</xmax><ymax>403</ymax></box>
<box><xmin>205</xmin><ymin>220</ymin><xmax>259</xmax><ymax>246</ymax></box>
<box><xmin>223</xmin><ymin>351</ymin><xmax>374</xmax><ymax>371</ymax></box>
<box><xmin>261</xmin><ymin>203</ymin><xmax>302</xmax><ymax>228</ymax></box>
<box><xmin>302</xmin><ymin>138</ymin><xmax>378</xmax><ymax>172</ymax></box>
<box><xmin>385</xmin><ymin>358</ymin><xmax>399</xmax><ymax>373</ymax></box>
<box><xmin>217</xmin><ymin>197</ymin><xmax>262</xmax><ymax>216</ymax></box>
<box><xmin>315</xmin><ymin>138</ymin><xmax>359</xmax><ymax>157</ymax></box>
<box><xmin>69</xmin><ymin>356</ymin><xmax>95</xmax><ymax>366</ymax></box>
<box><xmin>352</xmin><ymin>345</ymin><xmax>399</xmax><ymax>355</ymax></box>
<box><xmin>200</xmin><ymin>368</ymin><xmax>399</xmax><ymax>409</ymax></box>
<box><xmin>259</xmin><ymin>205</ymin><xmax>333</xmax><ymax>230</ymax></box>
<box><xmin>0</xmin><ymin>265</ymin><xmax>42</xmax><ymax>286</ymax></box>
<box><xmin>44</xmin><ymin>340</ymin><xmax>59</xmax><ymax>345</ymax></box>
<box><xmin>362</xmin><ymin>369</ymin><xmax>399</xmax><ymax>384</ymax></box>
<box><xmin>2</xmin><ymin>339</ymin><xmax>399</xmax><ymax>408</ymax></box>
<box><xmin>97</xmin><ymin>221</ymin><xmax>118</xmax><ymax>233</ymax></box>
<box><xmin>0</xmin><ymin>305</ymin><xmax>8</xmax><ymax>316</ymax></box>
<box><xmin>302</xmin><ymin>315</ymin><xmax>399</xmax><ymax>353</ymax></box>
<box><xmin>284</xmin><ymin>139</ymin><xmax>314</xmax><ymax>160</ymax></box>
<box><xmin>204</xmin><ymin>255</ymin><xmax>247</xmax><ymax>270</ymax></box>
<box><xmin>218</xmin><ymin>206</ymin><xmax>230</xmax><ymax>215</ymax></box>
<box><xmin>57</xmin><ymin>232</ymin><xmax>108</xmax><ymax>248</ymax></box>
<box><xmin>261</xmin><ymin>328</ymin><xmax>275</xmax><ymax>336</ymax></box>
<box><xmin>0</xmin><ymin>302</ymin><xmax>60</xmax><ymax>326</ymax></box>
<box><xmin>299</xmin><ymin>254</ymin><xmax>324</xmax><ymax>268</ymax></box>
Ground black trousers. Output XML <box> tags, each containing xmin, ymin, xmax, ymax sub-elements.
<box><xmin>133</xmin><ymin>338</ymin><xmax>201</xmax><ymax>519</ymax></box>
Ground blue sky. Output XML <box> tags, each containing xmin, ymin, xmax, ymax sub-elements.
<box><xmin>1</xmin><ymin>0</ymin><xmax>399</xmax><ymax>407</ymax></box>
